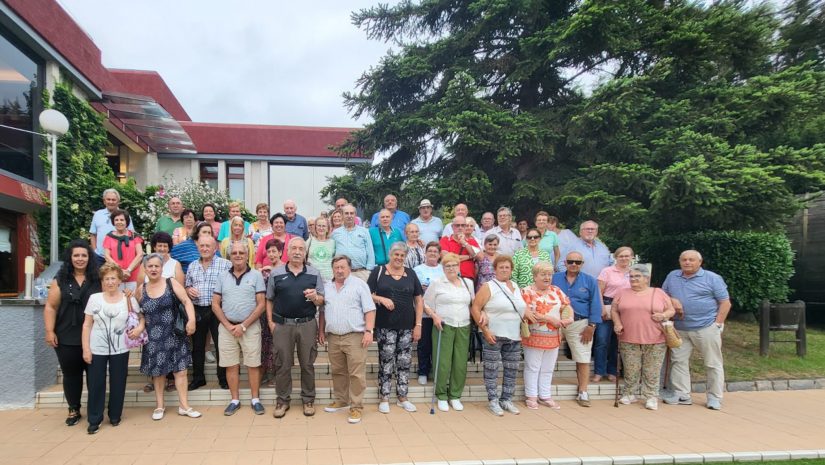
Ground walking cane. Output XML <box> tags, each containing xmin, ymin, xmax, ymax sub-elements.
<box><xmin>614</xmin><ymin>350</ymin><xmax>622</xmax><ymax>408</ymax></box>
<box><xmin>430</xmin><ymin>327</ymin><xmax>443</xmax><ymax>415</ymax></box>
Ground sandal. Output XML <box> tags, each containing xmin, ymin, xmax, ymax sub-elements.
<box><xmin>165</xmin><ymin>379</ymin><xmax>176</xmax><ymax>392</ymax></box>
<box><xmin>525</xmin><ymin>398</ymin><xmax>539</xmax><ymax>410</ymax></box>
<box><xmin>591</xmin><ymin>374</ymin><xmax>603</xmax><ymax>383</ymax></box>
<box><xmin>538</xmin><ymin>398</ymin><xmax>561</xmax><ymax>410</ymax></box>
<box><xmin>152</xmin><ymin>408</ymin><xmax>165</xmax><ymax>421</ymax></box>
<box><xmin>143</xmin><ymin>383</ymin><xmax>154</xmax><ymax>393</ymax></box>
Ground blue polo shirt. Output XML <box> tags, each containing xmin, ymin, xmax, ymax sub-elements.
<box><xmin>411</xmin><ymin>216</ymin><xmax>444</xmax><ymax>244</ymax></box>
<box><xmin>662</xmin><ymin>268</ymin><xmax>729</xmax><ymax>331</ymax></box>
<box><xmin>285</xmin><ymin>213</ymin><xmax>309</xmax><ymax>240</ymax></box>
<box><xmin>560</xmin><ymin>237</ymin><xmax>613</xmax><ymax>277</ymax></box>
<box><xmin>551</xmin><ymin>271</ymin><xmax>602</xmax><ymax>324</ymax></box>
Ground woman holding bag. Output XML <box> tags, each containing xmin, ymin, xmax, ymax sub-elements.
<box><xmin>82</xmin><ymin>262</ymin><xmax>143</xmax><ymax>434</ymax></box>
<box><xmin>612</xmin><ymin>263</ymin><xmax>675</xmax><ymax>411</ymax></box>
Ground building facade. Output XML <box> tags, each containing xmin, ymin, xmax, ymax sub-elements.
<box><xmin>0</xmin><ymin>0</ymin><xmax>367</xmax><ymax>294</ymax></box>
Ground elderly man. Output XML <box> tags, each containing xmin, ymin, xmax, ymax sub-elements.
<box><xmin>441</xmin><ymin>203</ymin><xmax>474</xmax><ymax>237</ymax></box>
<box><xmin>283</xmin><ymin>199</ymin><xmax>310</xmax><ymax>240</ymax></box>
<box><xmin>662</xmin><ymin>250</ymin><xmax>731</xmax><ymax>410</ymax></box>
<box><xmin>217</xmin><ymin>202</ymin><xmax>250</xmax><ymax>241</ymax></box>
<box><xmin>473</xmin><ymin>211</ymin><xmax>496</xmax><ymax>242</ymax></box>
<box><xmin>552</xmin><ymin>251</ymin><xmax>602</xmax><ymax>407</ymax></box>
<box><xmin>155</xmin><ymin>196</ymin><xmax>184</xmax><ymax>235</ymax></box>
<box><xmin>559</xmin><ymin>220</ymin><xmax>612</xmax><ymax>276</ymax></box>
<box><xmin>266</xmin><ymin>238</ymin><xmax>325</xmax><ymax>418</ymax></box>
<box><xmin>370</xmin><ymin>194</ymin><xmax>410</xmax><ymax>233</ymax></box>
<box><xmin>439</xmin><ymin>216</ymin><xmax>481</xmax><ymax>281</ymax></box>
<box><xmin>320</xmin><ymin>255</ymin><xmax>376</xmax><ymax>424</ymax></box>
<box><xmin>212</xmin><ymin>242</ymin><xmax>267</xmax><ymax>415</ymax></box>
<box><xmin>411</xmin><ymin>199</ymin><xmax>443</xmax><ymax>244</ymax></box>
<box><xmin>370</xmin><ymin>209</ymin><xmax>405</xmax><ymax>266</ymax></box>
<box><xmin>491</xmin><ymin>207</ymin><xmax>523</xmax><ymax>256</ymax></box>
<box><xmin>331</xmin><ymin>205</ymin><xmax>375</xmax><ymax>281</ymax></box>
<box><xmin>335</xmin><ymin>197</ymin><xmax>362</xmax><ymax>225</ymax></box>
<box><xmin>89</xmin><ymin>188</ymin><xmax>134</xmax><ymax>260</ymax></box>
<box><xmin>185</xmin><ymin>236</ymin><xmax>231</xmax><ymax>391</ymax></box>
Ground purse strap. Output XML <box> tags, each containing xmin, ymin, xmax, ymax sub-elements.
<box><xmin>491</xmin><ymin>280</ymin><xmax>520</xmax><ymax>316</ymax></box>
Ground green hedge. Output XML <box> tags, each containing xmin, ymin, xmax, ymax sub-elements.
<box><xmin>641</xmin><ymin>231</ymin><xmax>794</xmax><ymax>314</ymax></box>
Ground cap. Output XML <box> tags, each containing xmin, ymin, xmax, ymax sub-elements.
<box><xmin>418</xmin><ymin>199</ymin><xmax>433</xmax><ymax>208</ymax></box>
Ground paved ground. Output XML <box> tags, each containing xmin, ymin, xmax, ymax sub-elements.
<box><xmin>1</xmin><ymin>390</ymin><xmax>824</xmax><ymax>465</ymax></box>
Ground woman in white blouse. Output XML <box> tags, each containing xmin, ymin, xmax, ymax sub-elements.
<box><xmin>423</xmin><ymin>253</ymin><xmax>474</xmax><ymax>412</ymax></box>
<box><xmin>82</xmin><ymin>262</ymin><xmax>144</xmax><ymax>434</ymax></box>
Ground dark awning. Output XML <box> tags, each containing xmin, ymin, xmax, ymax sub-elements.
<box><xmin>96</xmin><ymin>91</ymin><xmax>196</xmax><ymax>153</ymax></box>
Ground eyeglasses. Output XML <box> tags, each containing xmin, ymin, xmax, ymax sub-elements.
<box><xmin>443</xmin><ymin>264</ymin><xmax>459</xmax><ymax>269</ymax></box>
<box><xmin>526</xmin><ymin>235</ymin><xmax>540</xmax><ymax>240</ymax></box>
<box><xmin>566</xmin><ymin>260</ymin><xmax>583</xmax><ymax>265</ymax></box>
<box><xmin>453</xmin><ymin>224</ymin><xmax>466</xmax><ymax>227</ymax></box>
<box><xmin>629</xmin><ymin>275</ymin><xmax>644</xmax><ymax>280</ymax></box>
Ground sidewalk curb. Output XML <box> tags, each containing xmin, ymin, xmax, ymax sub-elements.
<box><xmin>690</xmin><ymin>377</ymin><xmax>825</xmax><ymax>393</ymax></box>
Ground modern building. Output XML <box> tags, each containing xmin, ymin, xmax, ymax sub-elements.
<box><xmin>0</xmin><ymin>0</ymin><xmax>367</xmax><ymax>295</ymax></box>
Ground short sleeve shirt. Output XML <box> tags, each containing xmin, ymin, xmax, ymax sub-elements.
<box><xmin>84</xmin><ymin>293</ymin><xmax>140</xmax><ymax>355</ymax></box>
<box><xmin>597</xmin><ymin>265</ymin><xmax>631</xmax><ymax>299</ymax></box>
<box><xmin>439</xmin><ymin>236</ymin><xmax>479</xmax><ymax>279</ymax></box>
<box><xmin>521</xmin><ymin>285</ymin><xmax>569</xmax><ymax>350</ymax></box>
<box><xmin>266</xmin><ymin>264</ymin><xmax>325</xmax><ymax>319</ymax></box>
<box><xmin>368</xmin><ymin>266</ymin><xmax>423</xmax><ymax>330</ymax></box>
<box><xmin>662</xmin><ymin>268</ymin><xmax>729</xmax><ymax>331</ymax></box>
<box><xmin>214</xmin><ymin>267</ymin><xmax>266</xmax><ymax>322</ymax></box>
<box><xmin>612</xmin><ymin>288</ymin><xmax>671</xmax><ymax>344</ymax></box>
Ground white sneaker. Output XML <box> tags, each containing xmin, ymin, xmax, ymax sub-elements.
<box><xmin>437</xmin><ymin>400</ymin><xmax>449</xmax><ymax>412</ymax></box>
<box><xmin>378</xmin><ymin>401</ymin><xmax>390</xmax><ymax>414</ymax></box>
<box><xmin>177</xmin><ymin>407</ymin><xmax>202</xmax><ymax>418</ymax></box>
<box><xmin>205</xmin><ymin>351</ymin><xmax>216</xmax><ymax>363</ymax></box>
<box><xmin>151</xmin><ymin>408</ymin><xmax>165</xmax><ymax>421</ymax></box>
<box><xmin>397</xmin><ymin>400</ymin><xmax>417</xmax><ymax>412</ymax></box>
<box><xmin>449</xmin><ymin>399</ymin><xmax>464</xmax><ymax>411</ymax></box>
<box><xmin>619</xmin><ymin>394</ymin><xmax>637</xmax><ymax>405</ymax></box>
<box><xmin>499</xmin><ymin>400</ymin><xmax>520</xmax><ymax>415</ymax></box>
<box><xmin>488</xmin><ymin>400</ymin><xmax>504</xmax><ymax>416</ymax></box>
<box><xmin>418</xmin><ymin>375</ymin><xmax>427</xmax><ymax>385</ymax></box>
<box><xmin>645</xmin><ymin>398</ymin><xmax>658</xmax><ymax>410</ymax></box>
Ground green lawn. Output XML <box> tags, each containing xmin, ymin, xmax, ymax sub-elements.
<box><xmin>710</xmin><ymin>461</ymin><xmax>825</xmax><ymax>465</ymax></box>
<box><xmin>688</xmin><ymin>320</ymin><xmax>825</xmax><ymax>381</ymax></box>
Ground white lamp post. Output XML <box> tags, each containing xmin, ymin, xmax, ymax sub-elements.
<box><xmin>38</xmin><ymin>109</ymin><xmax>70</xmax><ymax>264</ymax></box>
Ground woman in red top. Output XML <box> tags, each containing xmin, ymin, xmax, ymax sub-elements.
<box><xmin>102</xmin><ymin>209</ymin><xmax>143</xmax><ymax>291</ymax></box>
<box><xmin>254</xmin><ymin>213</ymin><xmax>293</xmax><ymax>267</ymax></box>
<box><xmin>612</xmin><ymin>263</ymin><xmax>675</xmax><ymax>410</ymax></box>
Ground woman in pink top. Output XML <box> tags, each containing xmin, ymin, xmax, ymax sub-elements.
<box><xmin>612</xmin><ymin>264</ymin><xmax>675</xmax><ymax>410</ymax></box>
<box><xmin>593</xmin><ymin>246</ymin><xmax>634</xmax><ymax>382</ymax></box>
<box><xmin>254</xmin><ymin>213</ymin><xmax>293</xmax><ymax>267</ymax></box>
<box><xmin>102</xmin><ymin>209</ymin><xmax>143</xmax><ymax>291</ymax></box>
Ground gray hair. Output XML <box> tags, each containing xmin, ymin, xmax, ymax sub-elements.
<box><xmin>630</xmin><ymin>263</ymin><xmax>651</xmax><ymax>278</ymax></box>
<box><xmin>143</xmin><ymin>253</ymin><xmax>164</xmax><ymax>265</ymax></box>
<box><xmin>102</xmin><ymin>188</ymin><xmax>121</xmax><ymax>201</ymax></box>
<box><xmin>389</xmin><ymin>241</ymin><xmax>409</xmax><ymax>255</ymax></box>
<box><xmin>497</xmin><ymin>206</ymin><xmax>512</xmax><ymax>217</ymax></box>
<box><xmin>484</xmin><ymin>233</ymin><xmax>500</xmax><ymax>244</ymax></box>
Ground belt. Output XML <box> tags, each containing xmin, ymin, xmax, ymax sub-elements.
<box><xmin>574</xmin><ymin>314</ymin><xmax>589</xmax><ymax>321</ymax></box>
<box><xmin>273</xmin><ymin>314</ymin><xmax>315</xmax><ymax>325</ymax></box>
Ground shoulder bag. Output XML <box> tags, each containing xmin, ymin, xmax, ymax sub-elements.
<box><xmin>167</xmin><ymin>278</ymin><xmax>189</xmax><ymax>337</ymax></box>
<box><xmin>652</xmin><ymin>288</ymin><xmax>682</xmax><ymax>349</ymax></box>
<box><xmin>125</xmin><ymin>294</ymin><xmax>148</xmax><ymax>348</ymax></box>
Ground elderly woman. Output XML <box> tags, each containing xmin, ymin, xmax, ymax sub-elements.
<box><xmin>254</xmin><ymin>213</ymin><xmax>294</xmax><ymax>266</ymax></box>
<box><xmin>172</xmin><ymin>209</ymin><xmax>197</xmax><ymax>245</ymax></box>
<box><xmin>368</xmin><ymin>242</ymin><xmax>424</xmax><ymax>414</ymax></box>
<box><xmin>137</xmin><ymin>254</ymin><xmax>201</xmax><ymax>420</ymax></box>
<box><xmin>593</xmin><ymin>246</ymin><xmax>634</xmax><ymax>382</ymax></box>
<box><xmin>220</xmin><ymin>216</ymin><xmax>255</xmax><ymax>268</ymax></box>
<box><xmin>201</xmin><ymin>203</ymin><xmax>221</xmax><ymax>237</ymax></box>
<box><xmin>413</xmin><ymin>242</ymin><xmax>444</xmax><ymax>385</ymax></box>
<box><xmin>44</xmin><ymin>240</ymin><xmax>101</xmax><ymax>426</ymax></box>
<box><xmin>521</xmin><ymin>262</ymin><xmax>574</xmax><ymax>410</ymax></box>
<box><xmin>330</xmin><ymin>208</ymin><xmax>344</xmax><ymax>231</ymax></box>
<box><xmin>370</xmin><ymin>208</ymin><xmax>404</xmax><ymax>266</ymax></box>
<box><xmin>102</xmin><ymin>209</ymin><xmax>143</xmax><ymax>290</ymax></box>
<box><xmin>248</xmin><ymin>202</ymin><xmax>273</xmax><ymax>249</ymax></box>
<box><xmin>471</xmin><ymin>255</ymin><xmax>526</xmax><ymax>416</ymax></box>
<box><xmin>476</xmin><ymin>234</ymin><xmax>499</xmax><ymax>291</ymax></box>
<box><xmin>534</xmin><ymin>211</ymin><xmax>561</xmax><ymax>266</ymax></box>
<box><xmin>82</xmin><ymin>262</ymin><xmax>143</xmax><ymax>434</ymax></box>
<box><xmin>512</xmin><ymin>228</ymin><xmax>552</xmax><ymax>288</ymax></box>
<box><xmin>424</xmin><ymin>253</ymin><xmax>474</xmax><ymax>412</ymax></box>
<box><xmin>404</xmin><ymin>223</ymin><xmax>426</xmax><ymax>269</ymax></box>
<box><xmin>612</xmin><ymin>264</ymin><xmax>675</xmax><ymax>410</ymax></box>
<box><xmin>307</xmin><ymin>216</ymin><xmax>335</xmax><ymax>280</ymax></box>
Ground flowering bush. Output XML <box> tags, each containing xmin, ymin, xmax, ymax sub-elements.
<box><xmin>135</xmin><ymin>177</ymin><xmax>252</xmax><ymax>238</ymax></box>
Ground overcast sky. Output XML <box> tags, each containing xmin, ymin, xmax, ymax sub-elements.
<box><xmin>57</xmin><ymin>0</ymin><xmax>395</xmax><ymax>128</ymax></box>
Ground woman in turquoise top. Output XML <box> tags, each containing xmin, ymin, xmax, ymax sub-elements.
<box><xmin>534</xmin><ymin>211</ymin><xmax>560</xmax><ymax>267</ymax></box>
<box><xmin>307</xmin><ymin>216</ymin><xmax>335</xmax><ymax>280</ymax></box>
<box><xmin>369</xmin><ymin>208</ymin><xmax>404</xmax><ymax>265</ymax></box>
<box><xmin>512</xmin><ymin>228</ymin><xmax>552</xmax><ymax>288</ymax></box>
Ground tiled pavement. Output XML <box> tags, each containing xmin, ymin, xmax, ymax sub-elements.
<box><xmin>1</xmin><ymin>390</ymin><xmax>823</xmax><ymax>465</ymax></box>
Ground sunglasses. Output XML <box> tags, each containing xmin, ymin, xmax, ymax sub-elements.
<box><xmin>566</xmin><ymin>260</ymin><xmax>583</xmax><ymax>265</ymax></box>
<box><xmin>526</xmin><ymin>235</ymin><xmax>540</xmax><ymax>240</ymax></box>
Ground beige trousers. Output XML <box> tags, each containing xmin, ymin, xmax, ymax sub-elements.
<box><xmin>668</xmin><ymin>324</ymin><xmax>725</xmax><ymax>400</ymax></box>
<box><xmin>327</xmin><ymin>332</ymin><xmax>368</xmax><ymax>409</ymax></box>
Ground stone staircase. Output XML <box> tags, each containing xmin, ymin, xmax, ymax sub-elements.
<box><xmin>36</xmin><ymin>342</ymin><xmax>618</xmax><ymax>408</ymax></box>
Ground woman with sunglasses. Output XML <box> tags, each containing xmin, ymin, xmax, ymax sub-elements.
<box><xmin>512</xmin><ymin>228</ymin><xmax>552</xmax><ymax>288</ymax></box>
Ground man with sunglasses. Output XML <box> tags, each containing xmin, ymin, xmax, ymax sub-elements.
<box><xmin>439</xmin><ymin>216</ymin><xmax>482</xmax><ymax>280</ymax></box>
<box><xmin>552</xmin><ymin>251</ymin><xmax>602</xmax><ymax>407</ymax></box>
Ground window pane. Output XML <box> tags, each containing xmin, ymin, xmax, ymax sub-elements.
<box><xmin>0</xmin><ymin>31</ymin><xmax>40</xmax><ymax>180</ymax></box>
<box><xmin>206</xmin><ymin>178</ymin><xmax>218</xmax><ymax>191</ymax></box>
<box><xmin>229</xmin><ymin>179</ymin><xmax>244</xmax><ymax>201</ymax></box>
<box><xmin>228</xmin><ymin>165</ymin><xmax>244</xmax><ymax>176</ymax></box>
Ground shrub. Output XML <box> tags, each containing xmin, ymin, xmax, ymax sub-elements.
<box><xmin>641</xmin><ymin>231</ymin><xmax>794</xmax><ymax>315</ymax></box>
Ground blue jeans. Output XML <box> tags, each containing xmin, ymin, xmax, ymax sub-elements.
<box><xmin>593</xmin><ymin>320</ymin><xmax>618</xmax><ymax>376</ymax></box>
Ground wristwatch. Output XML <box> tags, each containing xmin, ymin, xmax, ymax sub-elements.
<box><xmin>365</xmin><ymin>329</ymin><xmax>374</xmax><ymax>334</ymax></box>
<box><xmin>588</xmin><ymin>323</ymin><xmax>596</xmax><ymax>328</ymax></box>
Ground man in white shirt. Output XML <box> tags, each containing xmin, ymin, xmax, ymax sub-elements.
<box><xmin>411</xmin><ymin>199</ymin><xmax>443</xmax><ymax>244</ymax></box>
<box><xmin>491</xmin><ymin>207</ymin><xmax>523</xmax><ymax>256</ymax></box>
<box><xmin>89</xmin><ymin>188</ymin><xmax>134</xmax><ymax>259</ymax></box>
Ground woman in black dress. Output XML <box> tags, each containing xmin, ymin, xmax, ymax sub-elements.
<box><xmin>44</xmin><ymin>240</ymin><xmax>101</xmax><ymax>426</ymax></box>
<box><xmin>136</xmin><ymin>253</ymin><xmax>201</xmax><ymax>420</ymax></box>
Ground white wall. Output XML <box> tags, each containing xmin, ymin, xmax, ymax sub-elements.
<box><xmin>268</xmin><ymin>164</ymin><xmax>348</xmax><ymax>217</ymax></box>
<box><xmin>157</xmin><ymin>159</ymin><xmax>197</xmax><ymax>185</ymax></box>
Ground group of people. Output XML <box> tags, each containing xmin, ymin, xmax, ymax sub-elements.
<box><xmin>43</xmin><ymin>188</ymin><xmax>731</xmax><ymax>433</ymax></box>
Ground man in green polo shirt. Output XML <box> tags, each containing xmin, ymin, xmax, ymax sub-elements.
<box><xmin>155</xmin><ymin>196</ymin><xmax>184</xmax><ymax>235</ymax></box>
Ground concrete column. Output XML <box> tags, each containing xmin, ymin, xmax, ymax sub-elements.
<box><xmin>0</xmin><ymin>300</ymin><xmax>58</xmax><ymax>407</ymax></box>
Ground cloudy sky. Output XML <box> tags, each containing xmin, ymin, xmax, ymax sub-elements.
<box><xmin>57</xmin><ymin>0</ymin><xmax>396</xmax><ymax>128</ymax></box>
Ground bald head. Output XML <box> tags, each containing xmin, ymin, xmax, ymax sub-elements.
<box><xmin>283</xmin><ymin>200</ymin><xmax>297</xmax><ymax>220</ymax></box>
<box><xmin>679</xmin><ymin>249</ymin><xmax>703</xmax><ymax>276</ymax></box>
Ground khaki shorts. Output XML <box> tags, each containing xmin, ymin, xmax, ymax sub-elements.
<box><xmin>561</xmin><ymin>318</ymin><xmax>593</xmax><ymax>363</ymax></box>
<box><xmin>218</xmin><ymin>319</ymin><xmax>262</xmax><ymax>367</ymax></box>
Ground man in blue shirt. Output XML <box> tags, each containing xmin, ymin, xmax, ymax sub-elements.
<box><xmin>662</xmin><ymin>250</ymin><xmax>731</xmax><ymax>410</ymax></box>
<box><xmin>370</xmin><ymin>194</ymin><xmax>410</xmax><ymax>234</ymax></box>
<box><xmin>331</xmin><ymin>205</ymin><xmax>375</xmax><ymax>281</ymax></box>
<box><xmin>552</xmin><ymin>251</ymin><xmax>602</xmax><ymax>407</ymax></box>
<box><xmin>411</xmin><ymin>199</ymin><xmax>443</xmax><ymax>244</ymax></box>
<box><xmin>558</xmin><ymin>220</ymin><xmax>612</xmax><ymax>276</ymax></box>
<box><xmin>89</xmin><ymin>188</ymin><xmax>134</xmax><ymax>261</ymax></box>
<box><xmin>283</xmin><ymin>199</ymin><xmax>309</xmax><ymax>240</ymax></box>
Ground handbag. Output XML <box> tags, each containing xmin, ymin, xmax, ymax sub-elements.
<box><xmin>124</xmin><ymin>294</ymin><xmax>148</xmax><ymax>349</ymax></box>
<box><xmin>651</xmin><ymin>288</ymin><xmax>682</xmax><ymax>349</ymax></box>
<box><xmin>168</xmin><ymin>278</ymin><xmax>189</xmax><ymax>337</ymax></box>
<box><xmin>491</xmin><ymin>280</ymin><xmax>530</xmax><ymax>338</ymax></box>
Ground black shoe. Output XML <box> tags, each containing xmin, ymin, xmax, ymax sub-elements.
<box><xmin>219</xmin><ymin>381</ymin><xmax>229</xmax><ymax>390</ymax></box>
<box><xmin>187</xmin><ymin>379</ymin><xmax>206</xmax><ymax>391</ymax></box>
<box><xmin>224</xmin><ymin>402</ymin><xmax>241</xmax><ymax>416</ymax></box>
<box><xmin>110</xmin><ymin>419</ymin><xmax>121</xmax><ymax>427</ymax></box>
<box><xmin>65</xmin><ymin>408</ymin><xmax>81</xmax><ymax>426</ymax></box>
<box><xmin>87</xmin><ymin>424</ymin><xmax>100</xmax><ymax>435</ymax></box>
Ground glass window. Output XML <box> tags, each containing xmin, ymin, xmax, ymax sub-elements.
<box><xmin>227</xmin><ymin>163</ymin><xmax>244</xmax><ymax>201</ymax></box>
<box><xmin>200</xmin><ymin>162</ymin><xmax>218</xmax><ymax>190</ymax></box>
<box><xmin>0</xmin><ymin>30</ymin><xmax>42</xmax><ymax>181</ymax></box>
